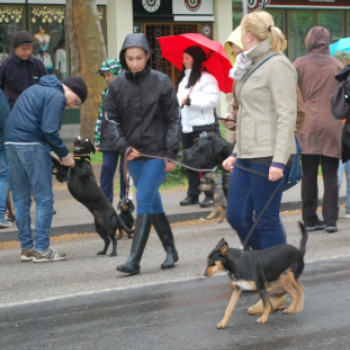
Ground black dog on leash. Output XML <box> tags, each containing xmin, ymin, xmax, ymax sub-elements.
<box><xmin>117</xmin><ymin>198</ymin><xmax>135</xmax><ymax>239</ymax></box>
<box><xmin>180</xmin><ymin>132</ymin><xmax>233</xmax><ymax>197</ymax></box>
<box><xmin>205</xmin><ymin>222</ymin><xmax>307</xmax><ymax>327</ymax></box>
<box><xmin>52</xmin><ymin>136</ymin><xmax>133</xmax><ymax>256</ymax></box>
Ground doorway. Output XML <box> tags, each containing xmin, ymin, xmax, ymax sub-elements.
<box><xmin>145</xmin><ymin>23</ymin><xmax>199</xmax><ymax>87</ymax></box>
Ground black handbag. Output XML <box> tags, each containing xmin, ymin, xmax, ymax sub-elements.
<box><xmin>284</xmin><ymin>135</ymin><xmax>303</xmax><ymax>191</ymax></box>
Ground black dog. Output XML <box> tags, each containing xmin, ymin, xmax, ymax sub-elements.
<box><xmin>116</xmin><ymin>198</ymin><xmax>135</xmax><ymax>239</ymax></box>
<box><xmin>180</xmin><ymin>132</ymin><xmax>233</xmax><ymax>196</ymax></box>
<box><xmin>205</xmin><ymin>222</ymin><xmax>307</xmax><ymax>327</ymax></box>
<box><xmin>52</xmin><ymin>136</ymin><xmax>133</xmax><ymax>256</ymax></box>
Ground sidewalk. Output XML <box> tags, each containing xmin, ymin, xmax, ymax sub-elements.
<box><xmin>0</xmin><ymin>175</ymin><xmax>347</xmax><ymax>242</ymax></box>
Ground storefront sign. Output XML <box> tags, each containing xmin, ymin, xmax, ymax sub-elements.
<box><xmin>172</xmin><ymin>0</ymin><xmax>213</xmax><ymax>16</ymax></box>
<box><xmin>268</xmin><ymin>0</ymin><xmax>349</xmax><ymax>6</ymax></box>
<box><xmin>184</xmin><ymin>0</ymin><xmax>201</xmax><ymax>12</ymax></box>
<box><xmin>247</xmin><ymin>0</ymin><xmax>271</xmax><ymax>11</ymax></box>
<box><xmin>142</xmin><ymin>0</ymin><xmax>161</xmax><ymax>13</ymax></box>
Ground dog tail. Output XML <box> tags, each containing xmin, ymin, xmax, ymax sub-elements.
<box><xmin>118</xmin><ymin>216</ymin><xmax>134</xmax><ymax>234</ymax></box>
<box><xmin>298</xmin><ymin>221</ymin><xmax>308</xmax><ymax>257</ymax></box>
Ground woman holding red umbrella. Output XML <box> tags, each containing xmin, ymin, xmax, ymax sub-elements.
<box><xmin>177</xmin><ymin>46</ymin><xmax>220</xmax><ymax>207</ymax></box>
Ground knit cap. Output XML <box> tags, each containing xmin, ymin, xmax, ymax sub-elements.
<box><xmin>98</xmin><ymin>59</ymin><xmax>123</xmax><ymax>77</ymax></box>
<box><xmin>62</xmin><ymin>77</ymin><xmax>88</xmax><ymax>103</ymax></box>
<box><xmin>184</xmin><ymin>46</ymin><xmax>207</xmax><ymax>66</ymax></box>
<box><xmin>13</xmin><ymin>31</ymin><xmax>35</xmax><ymax>48</ymax></box>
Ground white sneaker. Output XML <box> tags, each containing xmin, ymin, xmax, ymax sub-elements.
<box><xmin>32</xmin><ymin>247</ymin><xmax>67</xmax><ymax>263</ymax></box>
<box><xmin>0</xmin><ymin>218</ymin><xmax>12</xmax><ymax>228</ymax></box>
<box><xmin>344</xmin><ymin>212</ymin><xmax>350</xmax><ymax>219</ymax></box>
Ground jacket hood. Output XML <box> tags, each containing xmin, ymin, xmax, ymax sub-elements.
<box><xmin>119</xmin><ymin>33</ymin><xmax>151</xmax><ymax>70</ymax></box>
<box><xmin>39</xmin><ymin>75</ymin><xmax>64</xmax><ymax>92</ymax></box>
<box><xmin>224</xmin><ymin>26</ymin><xmax>244</xmax><ymax>66</ymax></box>
<box><xmin>305</xmin><ymin>26</ymin><xmax>330</xmax><ymax>55</ymax></box>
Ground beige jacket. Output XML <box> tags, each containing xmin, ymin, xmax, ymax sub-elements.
<box><xmin>233</xmin><ymin>39</ymin><xmax>297</xmax><ymax>165</ymax></box>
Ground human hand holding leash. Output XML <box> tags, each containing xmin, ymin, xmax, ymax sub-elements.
<box><xmin>62</xmin><ymin>154</ymin><xmax>75</xmax><ymax>167</ymax></box>
<box><xmin>269</xmin><ymin>166</ymin><xmax>283</xmax><ymax>181</ymax></box>
<box><xmin>222</xmin><ymin>156</ymin><xmax>236</xmax><ymax>172</ymax></box>
<box><xmin>165</xmin><ymin>160</ymin><xmax>176</xmax><ymax>173</ymax></box>
<box><xmin>221</xmin><ymin>113</ymin><xmax>237</xmax><ymax>130</ymax></box>
<box><xmin>126</xmin><ymin>147</ymin><xmax>140</xmax><ymax>161</ymax></box>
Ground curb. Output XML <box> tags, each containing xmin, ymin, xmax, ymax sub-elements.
<box><xmin>0</xmin><ymin>197</ymin><xmax>346</xmax><ymax>243</ymax></box>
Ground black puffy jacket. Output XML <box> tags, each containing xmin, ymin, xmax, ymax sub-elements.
<box><xmin>103</xmin><ymin>33</ymin><xmax>180</xmax><ymax>160</ymax></box>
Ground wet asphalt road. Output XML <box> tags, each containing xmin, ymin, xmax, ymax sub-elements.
<box><xmin>0</xmin><ymin>255</ymin><xmax>349</xmax><ymax>350</ymax></box>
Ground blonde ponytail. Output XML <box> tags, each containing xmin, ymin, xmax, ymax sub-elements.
<box><xmin>241</xmin><ymin>11</ymin><xmax>287</xmax><ymax>53</ymax></box>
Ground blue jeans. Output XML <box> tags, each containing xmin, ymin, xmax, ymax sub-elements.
<box><xmin>100</xmin><ymin>151</ymin><xmax>126</xmax><ymax>203</ymax></box>
<box><xmin>0</xmin><ymin>149</ymin><xmax>10</xmax><ymax>219</ymax></box>
<box><xmin>128</xmin><ymin>159</ymin><xmax>167</xmax><ymax>215</ymax></box>
<box><xmin>338</xmin><ymin>160</ymin><xmax>350</xmax><ymax>212</ymax></box>
<box><xmin>6</xmin><ymin>143</ymin><xmax>53</xmax><ymax>251</ymax></box>
<box><xmin>226</xmin><ymin>159</ymin><xmax>288</xmax><ymax>250</ymax></box>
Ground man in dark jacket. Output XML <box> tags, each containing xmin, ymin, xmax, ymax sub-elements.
<box><xmin>5</xmin><ymin>75</ymin><xmax>88</xmax><ymax>263</ymax></box>
<box><xmin>0</xmin><ymin>30</ymin><xmax>47</xmax><ymax>109</ymax></box>
<box><xmin>0</xmin><ymin>89</ymin><xmax>12</xmax><ymax>228</ymax></box>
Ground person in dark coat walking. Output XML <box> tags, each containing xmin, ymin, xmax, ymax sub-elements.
<box><xmin>294</xmin><ymin>27</ymin><xmax>343</xmax><ymax>233</ymax></box>
<box><xmin>0</xmin><ymin>89</ymin><xmax>11</xmax><ymax>228</ymax></box>
<box><xmin>104</xmin><ymin>33</ymin><xmax>180</xmax><ymax>275</ymax></box>
<box><xmin>0</xmin><ymin>31</ymin><xmax>47</xmax><ymax>109</ymax></box>
<box><xmin>5</xmin><ymin>75</ymin><xmax>87</xmax><ymax>262</ymax></box>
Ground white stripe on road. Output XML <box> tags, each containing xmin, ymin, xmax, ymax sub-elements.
<box><xmin>0</xmin><ymin>254</ymin><xmax>348</xmax><ymax>309</ymax></box>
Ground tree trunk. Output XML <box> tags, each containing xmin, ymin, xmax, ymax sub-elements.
<box><xmin>65</xmin><ymin>0</ymin><xmax>107</xmax><ymax>142</ymax></box>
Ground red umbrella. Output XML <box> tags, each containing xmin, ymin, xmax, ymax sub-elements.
<box><xmin>158</xmin><ymin>33</ymin><xmax>233</xmax><ymax>93</ymax></box>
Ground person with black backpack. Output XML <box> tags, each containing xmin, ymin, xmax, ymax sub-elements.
<box><xmin>331</xmin><ymin>50</ymin><xmax>350</xmax><ymax>219</ymax></box>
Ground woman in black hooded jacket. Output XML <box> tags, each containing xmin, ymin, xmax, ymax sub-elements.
<box><xmin>104</xmin><ymin>33</ymin><xmax>180</xmax><ymax>275</ymax></box>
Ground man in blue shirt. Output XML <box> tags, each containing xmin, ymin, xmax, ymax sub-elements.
<box><xmin>5</xmin><ymin>75</ymin><xmax>88</xmax><ymax>262</ymax></box>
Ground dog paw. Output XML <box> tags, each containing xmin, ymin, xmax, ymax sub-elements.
<box><xmin>96</xmin><ymin>251</ymin><xmax>106</xmax><ymax>255</ymax></box>
<box><xmin>256</xmin><ymin>317</ymin><xmax>268</xmax><ymax>324</ymax></box>
<box><xmin>109</xmin><ymin>252</ymin><xmax>117</xmax><ymax>257</ymax></box>
<box><xmin>217</xmin><ymin>320</ymin><xmax>227</xmax><ymax>329</ymax></box>
<box><xmin>283</xmin><ymin>308</ymin><xmax>294</xmax><ymax>315</ymax></box>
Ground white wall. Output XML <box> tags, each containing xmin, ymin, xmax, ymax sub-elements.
<box><xmin>106</xmin><ymin>0</ymin><xmax>133</xmax><ymax>60</ymax></box>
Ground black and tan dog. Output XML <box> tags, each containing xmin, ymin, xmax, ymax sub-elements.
<box><xmin>52</xmin><ymin>136</ymin><xmax>133</xmax><ymax>256</ymax></box>
<box><xmin>199</xmin><ymin>173</ymin><xmax>226</xmax><ymax>222</ymax></box>
<box><xmin>205</xmin><ymin>222</ymin><xmax>307</xmax><ymax>327</ymax></box>
<box><xmin>116</xmin><ymin>198</ymin><xmax>135</xmax><ymax>239</ymax></box>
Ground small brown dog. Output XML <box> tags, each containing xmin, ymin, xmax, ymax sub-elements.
<box><xmin>199</xmin><ymin>173</ymin><xmax>227</xmax><ymax>222</ymax></box>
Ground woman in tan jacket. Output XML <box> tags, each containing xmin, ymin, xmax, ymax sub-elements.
<box><xmin>222</xmin><ymin>11</ymin><xmax>297</xmax><ymax>314</ymax></box>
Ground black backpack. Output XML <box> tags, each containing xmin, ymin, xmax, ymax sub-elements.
<box><xmin>331</xmin><ymin>77</ymin><xmax>350</xmax><ymax>120</ymax></box>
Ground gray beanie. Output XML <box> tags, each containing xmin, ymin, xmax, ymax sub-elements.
<box><xmin>13</xmin><ymin>31</ymin><xmax>35</xmax><ymax>48</ymax></box>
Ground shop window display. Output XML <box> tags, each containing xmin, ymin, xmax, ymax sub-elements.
<box><xmin>29</xmin><ymin>6</ymin><xmax>66</xmax><ymax>79</ymax></box>
<box><xmin>0</xmin><ymin>6</ymin><xmax>25</xmax><ymax>60</ymax></box>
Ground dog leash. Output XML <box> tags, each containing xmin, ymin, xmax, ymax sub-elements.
<box><xmin>233</xmin><ymin>163</ymin><xmax>285</xmax><ymax>250</ymax></box>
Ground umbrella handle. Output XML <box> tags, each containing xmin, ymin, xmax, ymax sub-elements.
<box><xmin>181</xmin><ymin>86</ymin><xmax>194</xmax><ymax>109</ymax></box>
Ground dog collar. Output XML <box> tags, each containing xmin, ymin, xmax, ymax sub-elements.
<box><xmin>74</xmin><ymin>156</ymin><xmax>91</xmax><ymax>163</ymax></box>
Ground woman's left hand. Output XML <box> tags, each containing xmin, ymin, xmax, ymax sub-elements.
<box><xmin>268</xmin><ymin>166</ymin><xmax>284</xmax><ymax>182</ymax></box>
<box><xmin>165</xmin><ymin>160</ymin><xmax>177</xmax><ymax>173</ymax></box>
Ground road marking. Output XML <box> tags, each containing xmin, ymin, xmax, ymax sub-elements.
<box><xmin>0</xmin><ymin>254</ymin><xmax>348</xmax><ymax>309</ymax></box>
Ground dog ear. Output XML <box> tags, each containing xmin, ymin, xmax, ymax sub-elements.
<box><xmin>90</xmin><ymin>141</ymin><xmax>96</xmax><ymax>154</ymax></box>
<box><xmin>117</xmin><ymin>200</ymin><xmax>122</xmax><ymax>211</ymax></box>
<box><xmin>129</xmin><ymin>200</ymin><xmax>135</xmax><ymax>213</ymax></box>
<box><xmin>217</xmin><ymin>238</ymin><xmax>228</xmax><ymax>256</ymax></box>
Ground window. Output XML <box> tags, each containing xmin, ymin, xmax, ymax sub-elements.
<box><xmin>288</xmin><ymin>12</ymin><xmax>315</xmax><ymax>63</ymax></box>
<box><xmin>29</xmin><ymin>6</ymin><xmax>67</xmax><ymax>79</ymax></box>
<box><xmin>270</xmin><ymin>11</ymin><xmax>285</xmax><ymax>34</ymax></box>
<box><xmin>317</xmin><ymin>12</ymin><xmax>344</xmax><ymax>44</ymax></box>
<box><xmin>0</xmin><ymin>6</ymin><xmax>25</xmax><ymax>60</ymax></box>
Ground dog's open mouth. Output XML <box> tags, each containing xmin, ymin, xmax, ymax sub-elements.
<box><xmin>74</xmin><ymin>145</ymin><xmax>83</xmax><ymax>150</ymax></box>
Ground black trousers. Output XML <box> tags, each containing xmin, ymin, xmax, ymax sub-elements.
<box><xmin>301</xmin><ymin>155</ymin><xmax>339</xmax><ymax>226</ymax></box>
<box><xmin>181</xmin><ymin>127</ymin><xmax>214</xmax><ymax>197</ymax></box>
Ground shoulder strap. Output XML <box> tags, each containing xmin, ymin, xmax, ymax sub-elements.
<box><xmin>238</xmin><ymin>53</ymin><xmax>278</xmax><ymax>98</ymax></box>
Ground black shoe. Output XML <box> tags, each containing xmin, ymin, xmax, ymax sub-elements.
<box><xmin>152</xmin><ymin>213</ymin><xmax>179</xmax><ymax>269</ymax></box>
<box><xmin>116</xmin><ymin>214</ymin><xmax>152</xmax><ymax>275</ymax></box>
<box><xmin>180</xmin><ymin>195</ymin><xmax>199</xmax><ymax>206</ymax></box>
<box><xmin>305</xmin><ymin>220</ymin><xmax>326</xmax><ymax>232</ymax></box>
<box><xmin>199</xmin><ymin>196</ymin><xmax>215</xmax><ymax>208</ymax></box>
<box><xmin>325</xmin><ymin>224</ymin><xmax>337</xmax><ymax>233</ymax></box>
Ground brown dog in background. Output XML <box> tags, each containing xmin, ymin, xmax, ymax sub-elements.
<box><xmin>199</xmin><ymin>173</ymin><xmax>227</xmax><ymax>222</ymax></box>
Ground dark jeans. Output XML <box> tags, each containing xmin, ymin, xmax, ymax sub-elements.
<box><xmin>100</xmin><ymin>151</ymin><xmax>126</xmax><ymax>204</ymax></box>
<box><xmin>301</xmin><ymin>155</ymin><xmax>339</xmax><ymax>226</ymax></box>
<box><xmin>128</xmin><ymin>159</ymin><xmax>167</xmax><ymax>215</ymax></box>
<box><xmin>181</xmin><ymin>127</ymin><xmax>215</xmax><ymax>197</ymax></box>
<box><xmin>226</xmin><ymin>159</ymin><xmax>288</xmax><ymax>250</ymax></box>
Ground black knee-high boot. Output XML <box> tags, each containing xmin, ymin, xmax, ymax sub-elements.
<box><xmin>116</xmin><ymin>214</ymin><xmax>152</xmax><ymax>275</ymax></box>
<box><xmin>152</xmin><ymin>212</ymin><xmax>179</xmax><ymax>269</ymax></box>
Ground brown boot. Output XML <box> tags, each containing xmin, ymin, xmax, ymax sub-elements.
<box><xmin>247</xmin><ymin>281</ymin><xmax>286</xmax><ymax>315</ymax></box>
